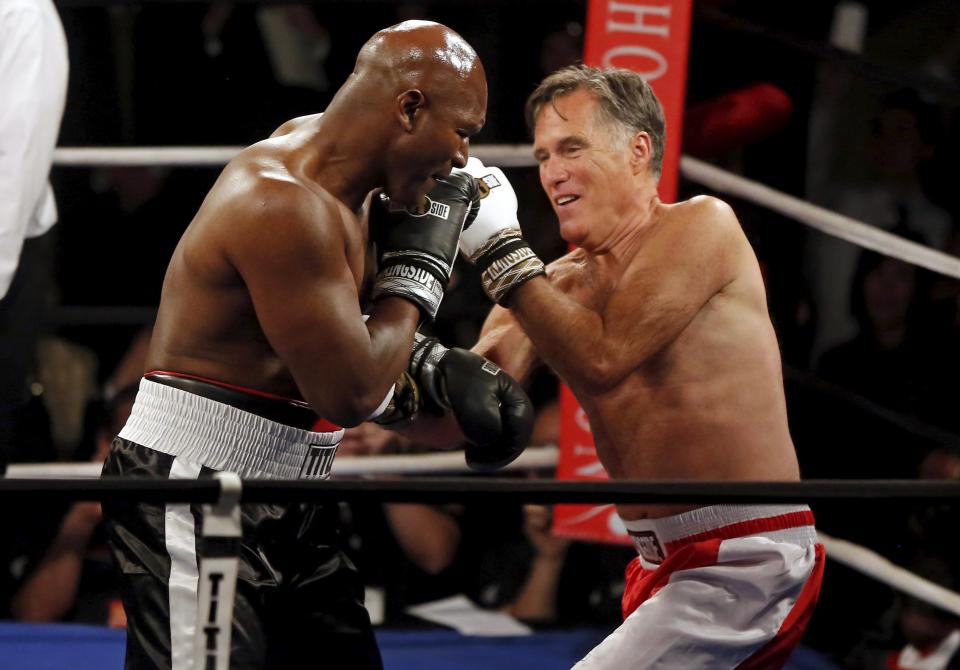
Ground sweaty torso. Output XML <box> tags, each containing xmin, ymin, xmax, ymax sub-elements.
<box><xmin>145</xmin><ymin>120</ymin><xmax>373</xmax><ymax>399</ymax></box>
<box><xmin>551</xmin><ymin>200</ymin><xmax>798</xmax><ymax>520</ymax></box>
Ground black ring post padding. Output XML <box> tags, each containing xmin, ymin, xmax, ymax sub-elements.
<box><xmin>1</xmin><ymin>478</ymin><xmax>960</xmax><ymax>505</ymax></box>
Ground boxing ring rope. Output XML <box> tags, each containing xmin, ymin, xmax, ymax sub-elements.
<box><xmin>53</xmin><ymin>145</ymin><xmax>960</xmax><ymax>279</ymax></box>
<box><xmin>680</xmin><ymin>156</ymin><xmax>960</xmax><ymax>279</ymax></box>
<box><xmin>2</xmin><ymin>475</ymin><xmax>960</xmax><ymax>505</ymax></box>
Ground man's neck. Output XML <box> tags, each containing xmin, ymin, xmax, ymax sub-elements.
<box><xmin>590</xmin><ymin>181</ymin><xmax>661</xmax><ymax>266</ymax></box>
<box><xmin>300</xmin><ymin>106</ymin><xmax>387</xmax><ymax>211</ymax></box>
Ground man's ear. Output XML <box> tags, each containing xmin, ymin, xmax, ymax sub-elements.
<box><xmin>396</xmin><ymin>90</ymin><xmax>425</xmax><ymax>131</ymax></box>
<box><xmin>630</xmin><ymin>130</ymin><xmax>653</xmax><ymax>175</ymax></box>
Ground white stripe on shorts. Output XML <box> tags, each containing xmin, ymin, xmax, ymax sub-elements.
<box><xmin>165</xmin><ymin>457</ymin><xmax>202</xmax><ymax>670</ymax></box>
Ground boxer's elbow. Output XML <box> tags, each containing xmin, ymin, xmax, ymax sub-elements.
<box><xmin>307</xmin><ymin>382</ymin><xmax>392</xmax><ymax>428</ymax></box>
<box><xmin>571</xmin><ymin>356</ymin><xmax>624</xmax><ymax>396</ymax></box>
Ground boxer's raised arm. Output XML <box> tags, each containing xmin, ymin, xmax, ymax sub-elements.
<box><xmin>227</xmin><ymin>182</ymin><xmax>418</xmax><ymax>426</ymax></box>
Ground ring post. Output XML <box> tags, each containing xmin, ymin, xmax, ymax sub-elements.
<box><xmin>194</xmin><ymin>471</ymin><xmax>242</xmax><ymax>670</ymax></box>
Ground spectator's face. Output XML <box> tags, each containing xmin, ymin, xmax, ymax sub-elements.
<box><xmin>899</xmin><ymin>604</ymin><xmax>960</xmax><ymax>651</ymax></box>
<box><xmin>870</xmin><ymin>109</ymin><xmax>932</xmax><ymax>181</ymax></box>
<box><xmin>918</xmin><ymin>449</ymin><xmax>960</xmax><ymax>480</ymax></box>
<box><xmin>862</xmin><ymin>258</ymin><xmax>916</xmax><ymax>329</ymax></box>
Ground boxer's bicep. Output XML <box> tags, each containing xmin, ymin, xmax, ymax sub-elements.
<box><xmin>605</xmin><ymin>200</ymin><xmax>738</xmax><ymax>368</ymax></box>
<box><xmin>230</xmin><ymin>192</ymin><xmax>405</xmax><ymax>424</ymax></box>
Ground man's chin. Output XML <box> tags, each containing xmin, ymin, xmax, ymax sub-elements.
<box><xmin>559</xmin><ymin>221</ymin><xmax>585</xmax><ymax>247</ymax></box>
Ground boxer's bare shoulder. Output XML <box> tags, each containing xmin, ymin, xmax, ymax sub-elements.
<box><xmin>269</xmin><ymin>113</ymin><xmax>323</xmax><ymax>139</ymax></box>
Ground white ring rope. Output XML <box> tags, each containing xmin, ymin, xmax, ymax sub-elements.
<box><xmin>680</xmin><ymin>156</ymin><xmax>960</xmax><ymax>280</ymax></box>
<box><xmin>818</xmin><ymin>531</ymin><xmax>960</xmax><ymax>618</ymax></box>
<box><xmin>52</xmin><ymin>146</ymin><xmax>960</xmax><ymax>279</ymax></box>
<box><xmin>51</xmin><ymin>145</ymin><xmax>538</xmax><ymax>168</ymax></box>
<box><xmin>7</xmin><ymin>445</ymin><xmax>960</xmax><ymax>618</ymax></box>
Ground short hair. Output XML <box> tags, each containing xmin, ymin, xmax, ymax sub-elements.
<box><xmin>525</xmin><ymin>64</ymin><xmax>665</xmax><ymax>179</ymax></box>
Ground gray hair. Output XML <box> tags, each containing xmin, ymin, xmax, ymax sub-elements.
<box><xmin>525</xmin><ymin>64</ymin><xmax>665</xmax><ymax>179</ymax></box>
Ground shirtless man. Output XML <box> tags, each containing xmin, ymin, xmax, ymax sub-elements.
<box><xmin>452</xmin><ymin>65</ymin><xmax>825</xmax><ymax>668</ymax></box>
<box><xmin>101</xmin><ymin>21</ymin><xmax>533</xmax><ymax>669</ymax></box>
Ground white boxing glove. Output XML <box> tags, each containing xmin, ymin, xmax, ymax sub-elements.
<box><xmin>454</xmin><ymin>158</ymin><xmax>546</xmax><ymax>305</ymax></box>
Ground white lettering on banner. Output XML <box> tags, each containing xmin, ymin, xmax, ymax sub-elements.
<box><xmin>606</xmin><ymin>2</ymin><xmax>670</xmax><ymax>35</ymax></box>
<box><xmin>573</xmin><ymin>444</ymin><xmax>597</xmax><ymax>457</ymax></box>
<box><xmin>575</xmin><ymin>407</ymin><xmax>591</xmax><ymax>432</ymax></box>
<box><xmin>576</xmin><ymin>461</ymin><xmax>608</xmax><ymax>478</ymax></box>
<box><xmin>602</xmin><ymin>45</ymin><xmax>668</xmax><ymax>80</ymax></box>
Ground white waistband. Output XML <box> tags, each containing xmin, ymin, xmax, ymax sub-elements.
<box><xmin>118</xmin><ymin>378</ymin><xmax>344</xmax><ymax>479</ymax></box>
<box><xmin>622</xmin><ymin>505</ymin><xmax>818</xmax><ymax>564</ymax></box>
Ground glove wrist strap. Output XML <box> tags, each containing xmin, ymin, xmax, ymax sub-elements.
<box><xmin>470</xmin><ymin>230</ymin><xmax>546</xmax><ymax>305</ymax></box>
<box><xmin>372</xmin><ymin>263</ymin><xmax>444</xmax><ymax>320</ymax></box>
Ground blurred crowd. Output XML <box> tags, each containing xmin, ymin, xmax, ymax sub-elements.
<box><xmin>2</xmin><ymin>1</ymin><xmax>960</xmax><ymax>669</ymax></box>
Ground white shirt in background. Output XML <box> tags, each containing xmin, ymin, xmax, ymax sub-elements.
<box><xmin>0</xmin><ymin>0</ymin><xmax>68</xmax><ymax>300</ymax></box>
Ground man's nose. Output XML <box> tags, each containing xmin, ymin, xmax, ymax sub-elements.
<box><xmin>452</xmin><ymin>139</ymin><xmax>469</xmax><ymax>169</ymax></box>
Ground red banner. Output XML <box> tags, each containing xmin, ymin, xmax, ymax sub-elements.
<box><xmin>553</xmin><ymin>385</ymin><xmax>629</xmax><ymax>544</ymax></box>
<box><xmin>583</xmin><ymin>0</ymin><xmax>691</xmax><ymax>203</ymax></box>
<box><xmin>553</xmin><ymin>0</ymin><xmax>692</xmax><ymax>544</ymax></box>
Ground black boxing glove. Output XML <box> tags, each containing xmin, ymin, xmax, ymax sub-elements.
<box><xmin>371</xmin><ymin>173</ymin><xmax>481</xmax><ymax>320</ymax></box>
<box><xmin>410</xmin><ymin>333</ymin><xmax>534</xmax><ymax>471</ymax></box>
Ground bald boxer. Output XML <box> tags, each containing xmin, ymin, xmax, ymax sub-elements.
<box><xmin>101</xmin><ymin>21</ymin><xmax>533</xmax><ymax>670</ymax></box>
<box><xmin>457</xmin><ymin>65</ymin><xmax>824</xmax><ymax>669</ymax></box>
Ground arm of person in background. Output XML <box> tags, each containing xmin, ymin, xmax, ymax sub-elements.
<box><xmin>339</xmin><ymin>422</ymin><xmax>461</xmax><ymax>574</ymax></box>
<box><xmin>8</xmin><ymin>430</ymin><xmax>112</xmax><ymax>622</ymax></box>
<box><xmin>9</xmin><ymin>501</ymin><xmax>102</xmax><ymax>622</ymax></box>
<box><xmin>502</xmin><ymin>504</ymin><xmax>571</xmax><ymax>622</ymax></box>
<box><xmin>383</xmin><ymin>504</ymin><xmax>463</xmax><ymax>575</ymax></box>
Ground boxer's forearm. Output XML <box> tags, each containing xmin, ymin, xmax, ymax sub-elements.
<box><xmin>473</xmin><ymin>306</ymin><xmax>541</xmax><ymax>385</ymax></box>
<box><xmin>394</xmin><ymin>411</ymin><xmax>466</xmax><ymax>449</ymax></box>
<box><xmin>508</xmin><ymin>277</ymin><xmax>619</xmax><ymax>394</ymax></box>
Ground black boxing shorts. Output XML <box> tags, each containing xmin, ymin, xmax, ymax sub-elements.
<box><xmin>101</xmin><ymin>373</ymin><xmax>383</xmax><ymax>670</ymax></box>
